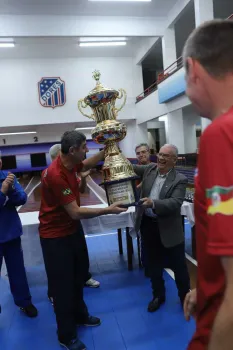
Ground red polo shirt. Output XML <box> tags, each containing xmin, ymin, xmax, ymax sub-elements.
<box><xmin>188</xmin><ymin>106</ymin><xmax>233</xmax><ymax>349</ymax></box>
<box><xmin>39</xmin><ymin>155</ymin><xmax>83</xmax><ymax>239</ymax></box>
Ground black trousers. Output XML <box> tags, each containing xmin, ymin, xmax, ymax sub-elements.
<box><xmin>40</xmin><ymin>222</ymin><xmax>89</xmax><ymax>344</ymax></box>
<box><xmin>47</xmin><ymin>224</ymin><xmax>91</xmax><ymax>298</ymax></box>
<box><xmin>140</xmin><ymin>215</ymin><xmax>190</xmax><ymax>302</ymax></box>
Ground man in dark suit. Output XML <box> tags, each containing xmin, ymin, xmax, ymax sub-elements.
<box><xmin>133</xmin><ymin>144</ymin><xmax>190</xmax><ymax>312</ymax></box>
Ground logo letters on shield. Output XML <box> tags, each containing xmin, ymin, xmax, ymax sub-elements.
<box><xmin>38</xmin><ymin>77</ymin><xmax>66</xmax><ymax>108</ymax></box>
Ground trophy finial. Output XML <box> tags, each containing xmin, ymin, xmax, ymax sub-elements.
<box><xmin>92</xmin><ymin>70</ymin><xmax>101</xmax><ymax>82</ymax></box>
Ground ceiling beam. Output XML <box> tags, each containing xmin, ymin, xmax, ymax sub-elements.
<box><xmin>0</xmin><ymin>15</ymin><xmax>166</xmax><ymax>37</ymax></box>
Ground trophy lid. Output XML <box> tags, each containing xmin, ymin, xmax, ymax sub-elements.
<box><xmin>84</xmin><ymin>70</ymin><xmax>119</xmax><ymax>107</ymax></box>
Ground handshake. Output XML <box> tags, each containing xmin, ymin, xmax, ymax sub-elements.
<box><xmin>1</xmin><ymin>172</ymin><xmax>15</xmax><ymax>195</ymax></box>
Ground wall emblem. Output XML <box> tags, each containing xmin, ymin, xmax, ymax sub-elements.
<box><xmin>38</xmin><ymin>77</ymin><xmax>66</xmax><ymax>108</ymax></box>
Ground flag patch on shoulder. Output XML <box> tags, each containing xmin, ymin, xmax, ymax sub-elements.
<box><xmin>62</xmin><ymin>188</ymin><xmax>72</xmax><ymax>196</ymax></box>
<box><xmin>206</xmin><ymin>185</ymin><xmax>233</xmax><ymax>215</ymax></box>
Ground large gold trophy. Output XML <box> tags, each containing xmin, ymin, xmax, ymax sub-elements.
<box><xmin>78</xmin><ymin>70</ymin><xmax>139</xmax><ymax>207</ymax></box>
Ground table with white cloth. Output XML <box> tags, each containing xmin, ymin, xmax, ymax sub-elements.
<box><xmin>19</xmin><ymin>201</ymin><xmax>195</xmax><ymax>271</ymax></box>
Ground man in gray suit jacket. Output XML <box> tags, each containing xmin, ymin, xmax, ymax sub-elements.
<box><xmin>133</xmin><ymin>144</ymin><xmax>190</xmax><ymax>313</ymax></box>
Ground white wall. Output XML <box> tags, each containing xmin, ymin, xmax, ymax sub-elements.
<box><xmin>119</xmin><ymin>120</ymin><xmax>148</xmax><ymax>158</ymax></box>
<box><xmin>183</xmin><ymin>109</ymin><xmax>200</xmax><ymax>153</ymax></box>
<box><xmin>0</xmin><ymin>127</ymin><xmax>92</xmax><ymax>146</ymax></box>
<box><xmin>0</xmin><ymin>57</ymin><xmax>140</xmax><ymax>128</ymax></box>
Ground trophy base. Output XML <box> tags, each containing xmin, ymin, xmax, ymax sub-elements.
<box><xmin>100</xmin><ymin>176</ymin><xmax>140</xmax><ymax>207</ymax></box>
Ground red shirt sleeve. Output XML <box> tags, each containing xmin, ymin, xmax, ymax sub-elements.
<box><xmin>47</xmin><ymin>173</ymin><xmax>77</xmax><ymax>206</ymax></box>
<box><xmin>200</xmin><ymin>124</ymin><xmax>233</xmax><ymax>256</ymax></box>
<box><xmin>75</xmin><ymin>162</ymin><xmax>84</xmax><ymax>173</ymax></box>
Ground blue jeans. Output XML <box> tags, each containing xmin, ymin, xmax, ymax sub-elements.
<box><xmin>0</xmin><ymin>237</ymin><xmax>31</xmax><ymax>307</ymax></box>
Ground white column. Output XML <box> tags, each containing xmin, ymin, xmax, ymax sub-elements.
<box><xmin>159</xmin><ymin>127</ymin><xmax>166</xmax><ymax>147</ymax></box>
<box><xmin>119</xmin><ymin>121</ymin><xmax>148</xmax><ymax>158</ymax></box>
<box><xmin>194</xmin><ymin>0</ymin><xmax>214</xmax><ymax>26</ymax></box>
<box><xmin>194</xmin><ymin>0</ymin><xmax>214</xmax><ymax>132</ymax></box>
<box><xmin>182</xmin><ymin>113</ymin><xmax>201</xmax><ymax>153</ymax></box>
<box><xmin>166</xmin><ymin>110</ymin><xmax>185</xmax><ymax>154</ymax></box>
<box><xmin>162</xmin><ymin>26</ymin><xmax>177</xmax><ymax>70</ymax></box>
<box><xmin>201</xmin><ymin>118</ymin><xmax>211</xmax><ymax>132</ymax></box>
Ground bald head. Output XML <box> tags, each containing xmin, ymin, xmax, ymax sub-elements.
<box><xmin>49</xmin><ymin>144</ymin><xmax>61</xmax><ymax>161</ymax></box>
<box><xmin>162</xmin><ymin>144</ymin><xmax>178</xmax><ymax>157</ymax></box>
<box><xmin>157</xmin><ymin>144</ymin><xmax>178</xmax><ymax>174</ymax></box>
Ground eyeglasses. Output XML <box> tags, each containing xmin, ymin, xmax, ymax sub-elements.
<box><xmin>157</xmin><ymin>153</ymin><xmax>174</xmax><ymax>159</ymax></box>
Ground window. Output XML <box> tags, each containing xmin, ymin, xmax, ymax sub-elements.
<box><xmin>30</xmin><ymin>153</ymin><xmax>47</xmax><ymax>167</ymax></box>
<box><xmin>1</xmin><ymin>155</ymin><xmax>17</xmax><ymax>170</ymax></box>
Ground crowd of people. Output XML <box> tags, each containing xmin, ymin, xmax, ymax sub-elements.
<box><xmin>1</xmin><ymin>18</ymin><xmax>233</xmax><ymax>350</ymax></box>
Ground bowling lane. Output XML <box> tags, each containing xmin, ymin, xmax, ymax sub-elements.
<box><xmin>18</xmin><ymin>172</ymin><xmax>104</xmax><ymax>213</ymax></box>
<box><xmin>17</xmin><ymin>174</ymin><xmax>32</xmax><ymax>189</ymax></box>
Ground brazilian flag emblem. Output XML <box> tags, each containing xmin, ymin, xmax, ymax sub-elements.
<box><xmin>62</xmin><ymin>188</ymin><xmax>72</xmax><ymax>196</ymax></box>
<box><xmin>206</xmin><ymin>185</ymin><xmax>233</xmax><ymax>216</ymax></box>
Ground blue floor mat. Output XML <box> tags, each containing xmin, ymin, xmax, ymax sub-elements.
<box><xmin>0</xmin><ymin>228</ymin><xmax>195</xmax><ymax>350</ymax></box>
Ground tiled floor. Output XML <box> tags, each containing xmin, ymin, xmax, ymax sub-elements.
<box><xmin>0</xmin><ymin>227</ymin><xmax>195</xmax><ymax>350</ymax></box>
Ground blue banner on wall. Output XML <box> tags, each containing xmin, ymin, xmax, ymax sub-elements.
<box><xmin>158</xmin><ymin>68</ymin><xmax>186</xmax><ymax>103</ymax></box>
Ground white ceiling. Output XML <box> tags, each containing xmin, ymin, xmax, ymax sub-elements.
<box><xmin>0</xmin><ymin>120</ymin><xmax>134</xmax><ymax>134</ymax></box>
<box><xmin>0</xmin><ymin>0</ymin><xmax>179</xmax><ymax>17</ymax></box>
<box><xmin>0</xmin><ymin>37</ymin><xmax>148</xmax><ymax>59</ymax></box>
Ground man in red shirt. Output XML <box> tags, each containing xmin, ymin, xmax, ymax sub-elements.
<box><xmin>46</xmin><ymin>144</ymin><xmax>100</xmax><ymax>307</ymax></box>
<box><xmin>39</xmin><ymin>131</ymin><xmax>126</xmax><ymax>350</ymax></box>
<box><xmin>182</xmin><ymin>20</ymin><xmax>233</xmax><ymax>349</ymax></box>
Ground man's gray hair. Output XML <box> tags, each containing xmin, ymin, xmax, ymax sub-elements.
<box><xmin>163</xmin><ymin>144</ymin><xmax>178</xmax><ymax>157</ymax></box>
<box><xmin>49</xmin><ymin>144</ymin><xmax>61</xmax><ymax>161</ymax></box>
<box><xmin>135</xmin><ymin>143</ymin><xmax>150</xmax><ymax>153</ymax></box>
<box><xmin>183</xmin><ymin>19</ymin><xmax>233</xmax><ymax>78</ymax></box>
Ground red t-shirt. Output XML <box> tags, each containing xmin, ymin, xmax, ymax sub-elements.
<box><xmin>39</xmin><ymin>155</ymin><xmax>83</xmax><ymax>239</ymax></box>
<box><xmin>188</xmin><ymin>107</ymin><xmax>233</xmax><ymax>349</ymax></box>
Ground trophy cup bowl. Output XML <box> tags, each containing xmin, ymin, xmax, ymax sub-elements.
<box><xmin>78</xmin><ymin>70</ymin><xmax>139</xmax><ymax>207</ymax></box>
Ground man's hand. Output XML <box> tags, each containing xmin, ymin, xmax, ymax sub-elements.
<box><xmin>1</xmin><ymin>173</ymin><xmax>15</xmax><ymax>195</ymax></box>
<box><xmin>184</xmin><ymin>289</ymin><xmax>197</xmax><ymax>321</ymax></box>
<box><xmin>80</xmin><ymin>170</ymin><xmax>91</xmax><ymax>179</ymax></box>
<box><xmin>140</xmin><ymin>197</ymin><xmax>153</xmax><ymax>208</ymax></box>
<box><xmin>107</xmin><ymin>202</ymin><xmax>127</xmax><ymax>215</ymax></box>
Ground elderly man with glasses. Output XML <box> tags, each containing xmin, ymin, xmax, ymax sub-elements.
<box><xmin>133</xmin><ymin>144</ymin><xmax>190</xmax><ymax>313</ymax></box>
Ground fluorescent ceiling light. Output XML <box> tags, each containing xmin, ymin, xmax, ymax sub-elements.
<box><xmin>79</xmin><ymin>42</ymin><xmax>126</xmax><ymax>47</ymax></box>
<box><xmin>0</xmin><ymin>131</ymin><xmax>37</xmax><ymax>136</ymax></box>
<box><xmin>75</xmin><ymin>127</ymin><xmax>93</xmax><ymax>130</ymax></box>
<box><xmin>89</xmin><ymin>0</ymin><xmax>151</xmax><ymax>2</ymax></box>
<box><xmin>0</xmin><ymin>43</ymin><xmax>15</xmax><ymax>48</ymax></box>
<box><xmin>79</xmin><ymin>37</ymin><xmax>127</xmax><ymax>42</ymax></box>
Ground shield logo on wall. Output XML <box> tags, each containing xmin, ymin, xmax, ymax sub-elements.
<box><xmin>38</xmin><ymin>77</ymin><xmax>66</xmax><ymax>108</ymax></box>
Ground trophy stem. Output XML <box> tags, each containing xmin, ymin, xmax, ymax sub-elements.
<box><xmin>104</xmin><ymin>141</ymin><xmax>120</xmax><ymax>157</ymax></box>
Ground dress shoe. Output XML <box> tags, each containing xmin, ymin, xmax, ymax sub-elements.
<box><xmin>59</xmin><ymin>338</ymin><xmax>86</xmax><ymax>350</ymax></box>
<box><xmin>77</xmin><ymin>315</ymin><xmax>101</xmax><ymax>327</ymax></box>
<box><xmin>147</xmin><ymin>296</ymin><xmax>165</xmax><ymax>312</ymax></box>
<box><xmin>20</xmin><ymin>303</ymin><xmax>38</xmax><ymax>318</ymax></box>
